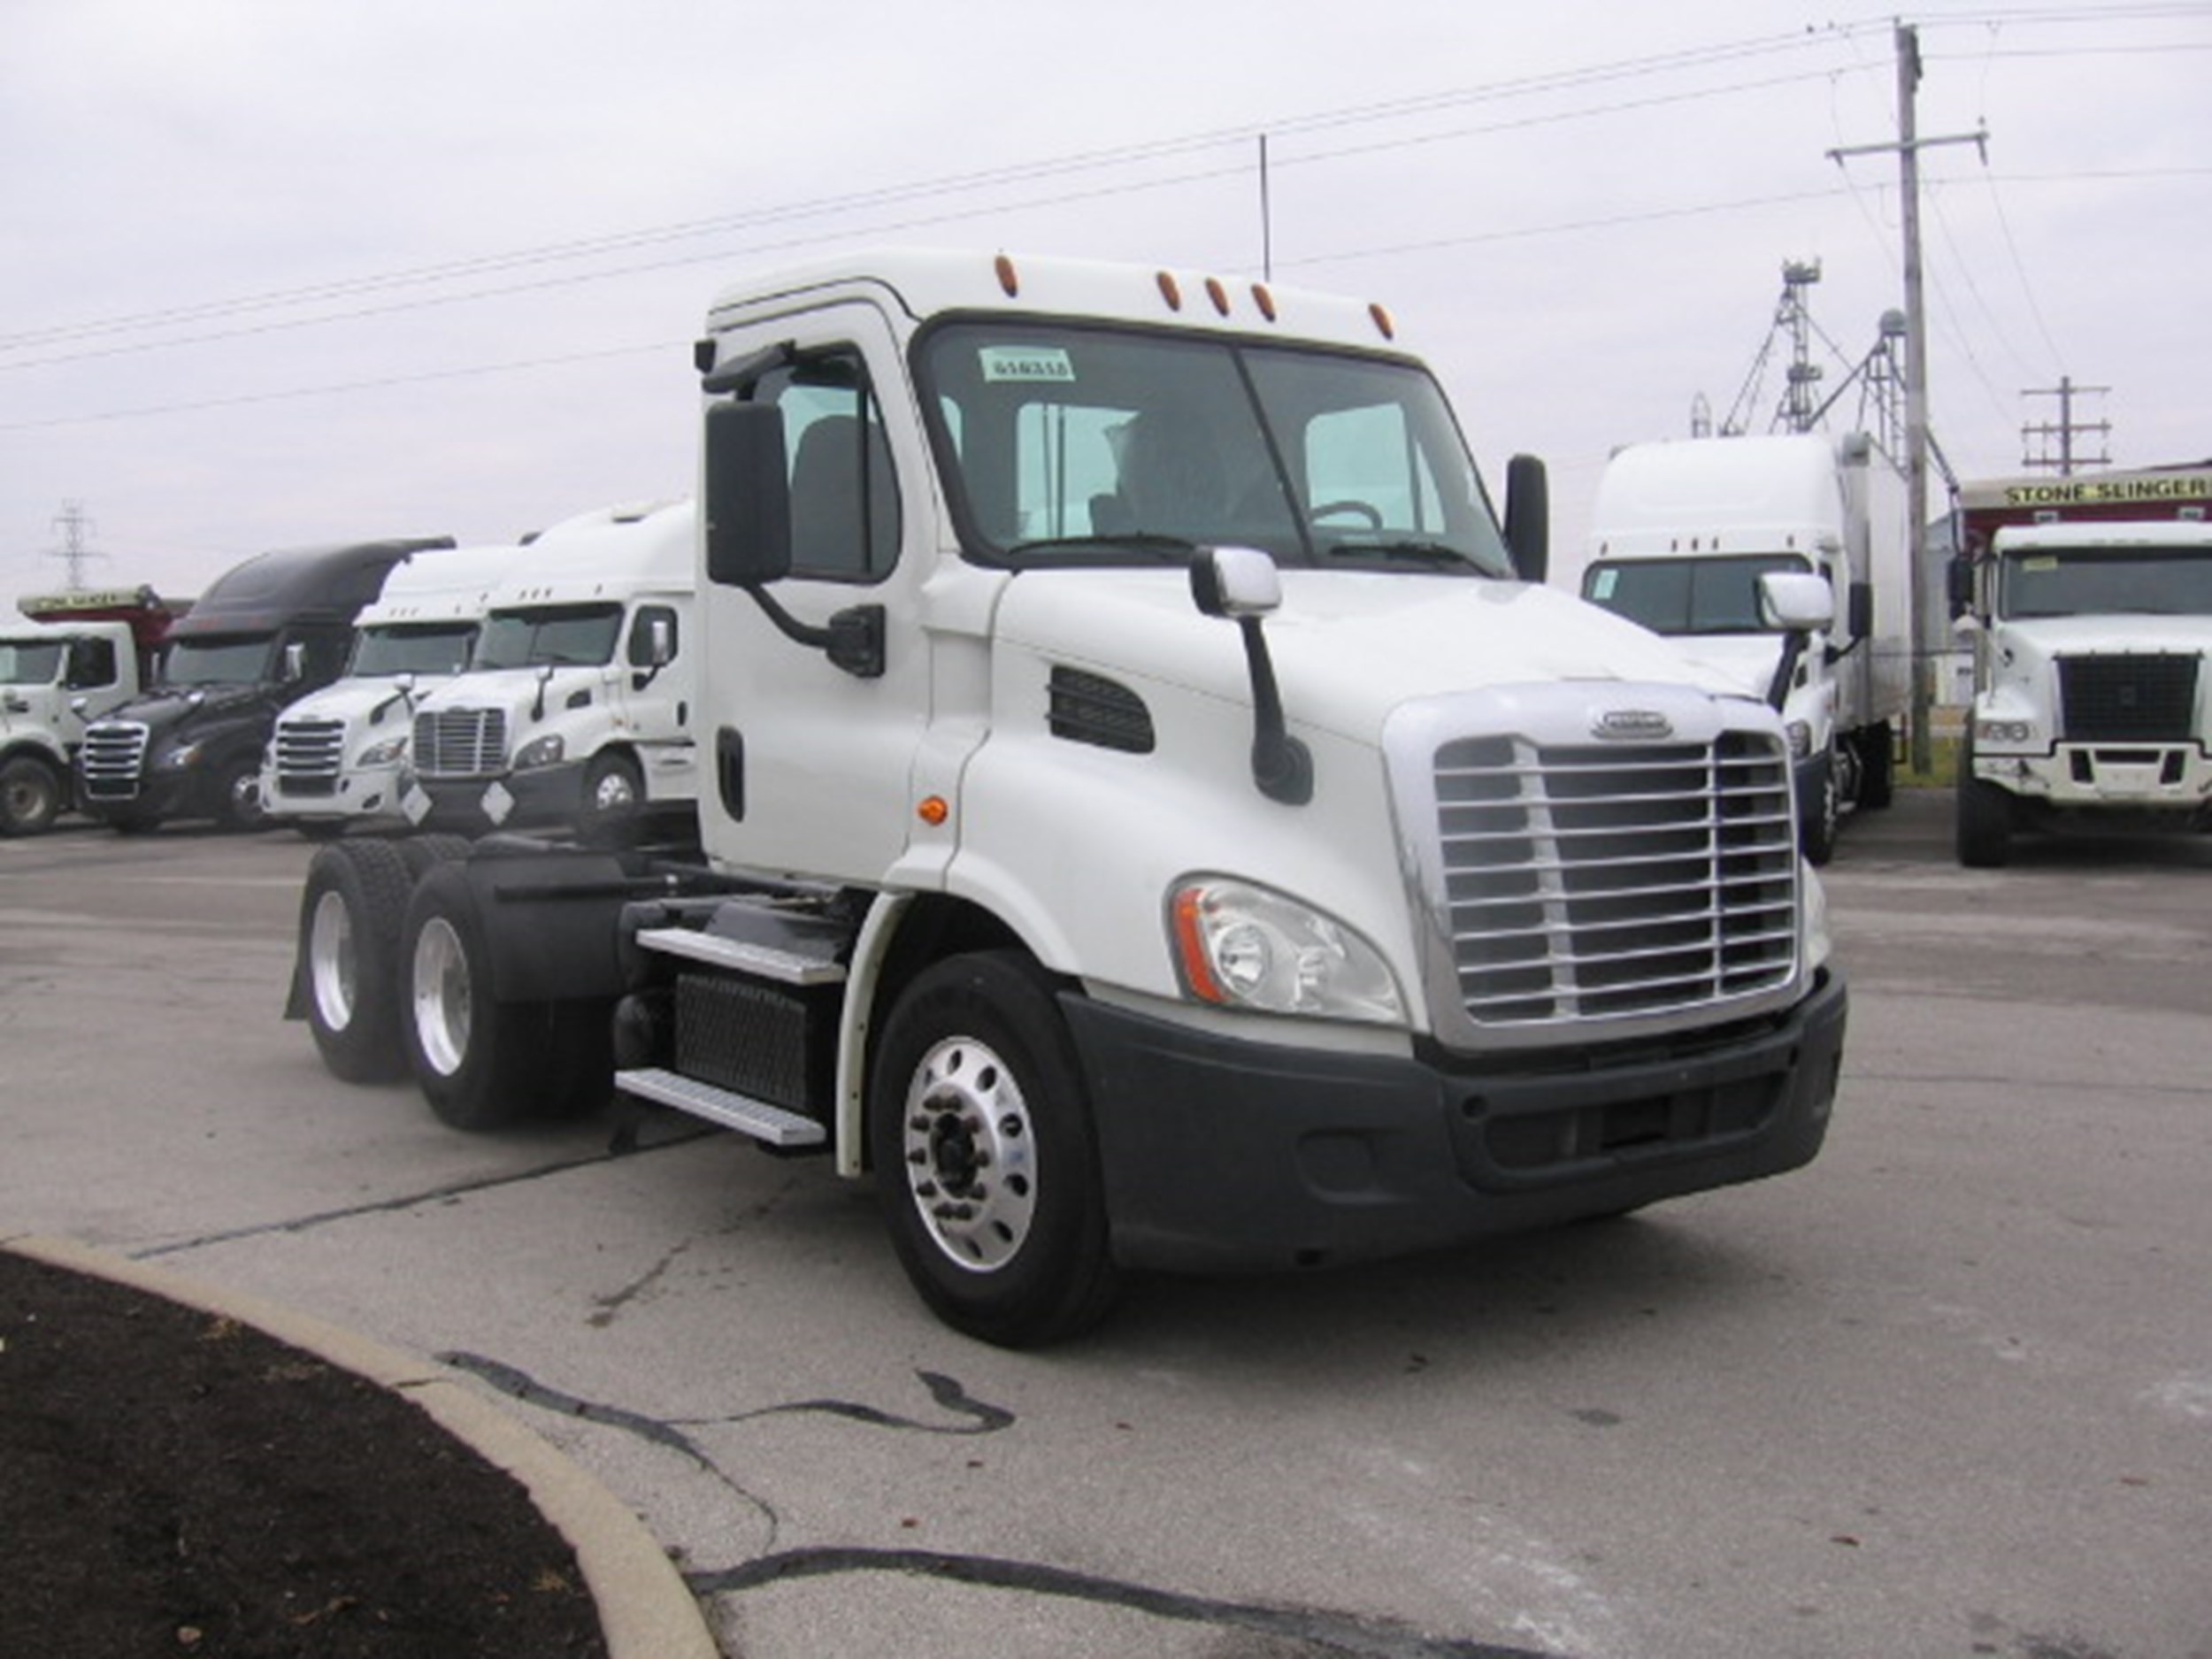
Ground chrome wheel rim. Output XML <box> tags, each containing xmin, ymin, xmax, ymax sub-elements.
<box><xmin>899</xmin><ymin>1035</ymin><xmax>1037</xmax><ymax>1272</ymax></box>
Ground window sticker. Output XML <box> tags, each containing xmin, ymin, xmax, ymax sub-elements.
<box><xmin>1590</xmin><ymin>568</ymin><xmax>1619</xmax><ymax>600</ymax></box>
<box><xmin>2021</xmin><ymin>557</ymin><xmax>2060</xmax><ymax>572</ymax></box>
<box><xmin>979</xmin><ymin>346</ymin><xmax>1076</xmax><ymax>384</ymax></box>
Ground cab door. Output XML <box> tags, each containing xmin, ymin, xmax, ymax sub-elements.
<box><xmin>696</xmin><ymin>301</ymin><xmax>940</xmax><ymax>883</ymax></box>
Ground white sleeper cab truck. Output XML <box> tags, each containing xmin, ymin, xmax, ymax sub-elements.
<box><xmin>1952</xmin><ymin>467</ymin><xmax>2212</xmax><ymax>865</ymax></box>
<box><xmin>400</xmin><ymin>500</ymin><xmax>695</xmax><ymax>837</ymax></box>
<box><xmin>290</xmin><ymin>252</ymin><xmax>1848</xmax><ymax>1346</ymax></box>
<box><xmin>265</xmin><ymin>542</ymin><xmax>519</xmax><ymax>836</ymax></box>
<box><xmin>1</xmin><ymin>588</ymin><xmax>173</xmax><ymax>834</ymax></box>
<box><xmin>1581</xmin><ymin>432</ymin><xmax>1909</xmax><ymax>863</ymax></box>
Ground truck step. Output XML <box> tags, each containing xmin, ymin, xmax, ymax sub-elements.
<box><xmin>614</xmin><ymin>1066</ymin><xmax>828</xmax><ymax>1148</ymax></box>
<box><xmin>634</xmin><ymin>926</ymin><xmax>847</xmax><ymax>986</ymax></box>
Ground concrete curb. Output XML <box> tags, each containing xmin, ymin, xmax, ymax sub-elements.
<box><xmin>4</xmin><ymin>1233</ymin><xmax>720</xmax><ymax>1659</ymax></box>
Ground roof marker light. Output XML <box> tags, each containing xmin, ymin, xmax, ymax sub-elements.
<box><xmin>1204</xmin><ymin>277</ymin><xmax>1231</xmax><ymax>316</ymax></box>
<box><xmin>1251</xmin><ymin>284</ymin><xmax>1278</xmax><ymax>322</ymax></box>
<box><xmin>994</xmin><ymin>255</ymin><xmax>1020</xmax><ymax>297</ymax></box>
<box><xmin>1156</xmin><ymin>271</ymin><xmax>1183</xmax><ymax>311</ymax></box>
<box><xmin>1368</xmin><ymin>302</ymin><xmax>1396</xmax><ymax>341</ymax></box>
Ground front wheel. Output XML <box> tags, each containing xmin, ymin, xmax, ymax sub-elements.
<box><xmin>1955</xmin><ymin>737</ymin><xmax>2013</xmax><ymax>868</ymax></box>
<box><xmin>298</xmin><ymin>839</ymin><xmax>414</xmax><ymax>1083</ymax></box>
<box><xmin>0</xmin><ymin>755</ymin><xmax>65</xmax><ymax>836</ymax></box>
<box><xmin>869</xmin><ymin>951</ymin><xmax>1121</xmax><ymax>1348</ymax></box>
<box><xmin>214</xmin><ymin>756</ymin><xmax>269</xmax><ymax>832</ymax></box>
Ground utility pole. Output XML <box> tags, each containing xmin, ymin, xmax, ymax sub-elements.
<box><xmin>1826</xmin><ymin>22</ymin><xmax>1986</xmax><ymax>777</ymax></box>
<box><xmin>2021</xmin><ymin>376</ymin><xmax>2111</xmax><ymax>475</ymax></box>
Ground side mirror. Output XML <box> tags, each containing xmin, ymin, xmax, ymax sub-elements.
<box><xmin>1189</xmin><ymin>544</ymin><xmax>1281</xmax><ymax>619</ymax></box>
<box><xmin>1946</xmin><ymin>556</ymin><xmax>1978</xmax><ymax>619</ymax></box>
<box><xmin>1758</xmin><ymin>571</ymin><xmax>1834</xmax><ymax>634</ymax></box>
<box><xmin>703</xmin><ymin>401</ymin><xmax>792</xmax><ymax>587</ymax></box>
<box><xmin>281</xmin><ymin>641</ymin><xmax>308</xmax><ymax>684</ymax></box>
<box><xmin>1502</xmin><ymin>453</ymin><xmax>1549</xmax><ymax>585</ymax></box>
<box><xmin>644</xmin><ymin>616</ymin><xmax>675</xmax><ymax>669</ymax></box>
<box><xmin>1847</xmin><ymin>579</ymin><xmax>1874</xmax><ymax>640</ymax></box>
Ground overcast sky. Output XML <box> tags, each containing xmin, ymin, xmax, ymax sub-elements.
<box><xmin>4</xmin><ymin>0</ymin><xmax>2207</xmax><ymax>609</ymax></box>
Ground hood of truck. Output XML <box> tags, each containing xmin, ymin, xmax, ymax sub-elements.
<box><xmin>992</xmin><ymin>568</ymin><xmax>1749</xmax><ymax>741</ymax></box>
<box><xmin>1993</xmin><ymin>614</ymin><xmax>2212</xmax><ymax>654</ymax></box>
<box><xmin>414</xmin><ymin>665</ymin><xmax>603</xmax><ymax>722</ymax></box>
<box><xmin>278</xmin><ymin>678</ymin><xmax>425</xmax><ymax>731</ymax></box>
<box><xmin>99</xmin><ymin>684</ymin><xmax>272</xmax><ymax>733</ymax></box>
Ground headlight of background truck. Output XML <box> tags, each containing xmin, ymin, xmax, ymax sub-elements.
<box><xmin>1169</xmin><ymin>877</ymin><xmax>1404</xmax><ymax>1025</ymax></box>
<box><xmin>357</xmin><ymin>735</ymin><xmax>408</xmax><ymax>768</ymax></box>
<box><xmin>514</xmin><ymin>733</ymin><xmax>565</xmax><ymax>771</ymax></box>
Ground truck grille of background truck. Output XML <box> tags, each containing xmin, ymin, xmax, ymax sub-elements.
<box><xmin>1435</xmin><ymin>731</ymin><xmax>1799</xmax><ymax>1024</ymax></box>
<box><xmin>273</xmin><ymin>718</ymin><xmax>345</xmax><ymax>795</ymax></box>
<box><xmin>411</xmin><ymin>709</ymin><xmax>507</xmax><ymax>778</ymax></box>
<box><xmin>79</xmin><ymin>722</ymin><xmax>149</xmax><ymax>799</ymax></box>
<box><xmin>2057</xmin><ymin>654</ymin><xmax>2200</xmax><ymax>743</ymax></box>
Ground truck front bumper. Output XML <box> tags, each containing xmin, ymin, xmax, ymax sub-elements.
<box><xmin>1065</xmin><ymin>971</ymin><xmax>1847</xmax><ymax>1274</ymax></box>
<box><xmin>1973</xmin><ymin>743</ymin><xmax>2212</xmax><ymax>813</ymax></box>
<box><xmin>404</xmin><ymin>765</ymin><xmax>588</xmax><ymax>833</ymax></box>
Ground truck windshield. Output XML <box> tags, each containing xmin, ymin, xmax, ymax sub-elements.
<box><xmin>474</xmin><ymin>604</ymin><xmax>622</xmax><ymax>670</ymax></box>
<box><xmin>162</xmin><ymin>635</ymin><xmax>275</xmax><ymax>687</ymax></box>
<box><xmin>0</xmin><ymin>640</ymin><xmax>65</xmax><ymax>686</ymax></box>
<box><xmin>1582</xmin><ymin>554</ymin><xmax>1813</xmax><ymax>634</ymax></box>
<box><xmin>349</xmin><ymin>622</ymin><xmax>479</xmax><ymax>678</ymax></box>
<box><xmin>917</xmin><ymin>320</ymin><xmax>1512</xmax><ymax>575</ymax></box>
<box><xmin>1998</xmin><ymin>544</ymin><xmax>2212</xmax><ymax>618</ymax></box>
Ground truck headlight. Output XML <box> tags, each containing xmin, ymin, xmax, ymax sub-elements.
<box><xmin>1784</xmin><ymin>719</ymin><xmax>1812</xmax><ymax>761</ymax></box>
<box><xmin>1801</xmin><ymin>863</ymin><xmax>1832</xmax><ymax>975</ymax></box>
<box><xmin>514</xmin><ymin>733</ymin><xmax>565</xmax><ymax>771</ymax></box>
<box><xmin>158</xmin><ymin>741</ymin><xmax>203</xmax><ymax>771</ymax></box>
<box><xmin>1975</xmin><ymin>718</ymin><xmax>2034</xmax><ymax>746</ymax></box>
<box><xmin>1168</xmin><ymin>877</ymin><xmax>1404</xmax><ymax>1024</ymax></box>
<box><xmin>357</xmin><ymin>735</ymin><xmax>408</xmax><ymax>768</ymax></box>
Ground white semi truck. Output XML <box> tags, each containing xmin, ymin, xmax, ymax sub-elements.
<box><xmin>263</xmin><ymin>542</ymin><xmax>520</xmax><ymax>836</ymax></box>
<box><xmin>289</xmin><ymin>251</ymin><xmax>1848</xmax><ymax>1346</ymax></box>
<box><xmin>0</xmin><ymin>588</ymin><xmax>173</xmax><ymax>835</ymax></box>
<box><xmin>1579</xmin><ymin>432</ymin><xmax>1909</xmax><ymax>863</ymax></box>
<box><xmin>1951</xmin><ymin>468</ymin><xmax>2212</xmax><ymax>865</ymax></box>
<box><xmin>399</xmin><ymin>500</ymin><xmax>696</xmax><ymax>838</ymax></box>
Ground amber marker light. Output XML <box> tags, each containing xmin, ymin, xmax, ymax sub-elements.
<box><xmin>1251</xmin><ymin>283</ymin><xmax>1278</xmax><ymax>322</ymax></box>
<box><xmin>1156</xmin><ymin>270</ymin><xmax>1183</xmax><ymax>311</ymax></box>
<box><xmin>1368</xmin><ymin>302</ymin><xmax>1396</xmax><ymax>341</ymax></box>
<box><xmin>1204</xmin><ymin>276</ymin><xmax>1231</xmax><ymax>316</ymax></box>
<box><xmin>918</xmin><ymin>795</ymin><xmax>950</xmax><ymax>826</ymax></box>
<box><xmin>1169</xmin><ymin>886</ymin><xmax>1225</xmax><ymax>1003</ymax></box>
<box><xmin>994</xmin><ymin>254</ymin><xmax>1019</xmax><ymax>297</ymax></box>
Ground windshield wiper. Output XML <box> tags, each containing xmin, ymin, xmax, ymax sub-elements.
<box><xmin>1003</xmin><ymin>533</ymin><xmax>1199</xmax><ymax>563</ymax></box>
<box><xmin>1320</xmin><ymin>538</ymin><xmax>1483</xmax><ymax>572</ymax></box>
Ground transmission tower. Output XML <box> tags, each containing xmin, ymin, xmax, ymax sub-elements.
<box><xmin>49</xmin><ymin>499</ymin><xmax>108</xmax><ymax>589</ymax></box>
<box><xmin>2020</xmin><ymin>377</ymin><xmax>2110</xmax><ymax>475</ymax></box>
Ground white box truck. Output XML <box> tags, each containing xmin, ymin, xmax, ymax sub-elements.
<box><xmin>1</xmin><ymin>588</ymin><xmax>174</xmax><ymax>835</ymax></box>
<box><xmin>1951</xmin><ymin>468</ymin><xmax>2212</xmax><ymax>864</ymax></box>
<box><xmin>289</xmin><ymin>251</ymin><xmax>1847</xmax><ymax>1346</ymax></box>
<box><xmin>1579</xmin><ymin>432</ymin><xmax>1910</xmax><ymax>863</ymax></box>
<box><xmin>400</xmin><ymin>500</ymin><xmax>696</xmax><ymax>838</ymax></box>
<box><xmin>263</xmin><ymin>542</ymin><xmax>519</xmax><ymax>836</ymax></box>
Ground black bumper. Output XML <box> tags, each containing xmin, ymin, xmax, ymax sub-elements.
<box><xmin>1064</xmin><ymin>972</ymin><xmax>1847</xmax><ymax>1274</ymax></box>
<box><xmin>409</xmin><ymin>765</ymin><xmax>588</xmax><ymax>833</ymax></box>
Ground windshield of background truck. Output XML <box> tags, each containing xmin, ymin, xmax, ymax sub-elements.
<box><xmin>348</xmin><ymin>622</ymin><xmax>478</xmax><ymax>679</ymax></box>
<box><xmin>162</xmin><ymin>635</ymin><xmax>276</xmax><ymax>687</ymax></box>
<box><xmin>1583</xmin><ymin>554</ymin><xmax>1814</xmax><ymax>634</ymax></box>
<box><xmin>473</xmin><ymin>603</ymin><xmax>622</xmax><ymax>670</ymax></box>
<box><xmin>1997</xmin><ymin>544</ymin><xmax>2212</xmax><ymax>618</ymax></box>
<box><xmin>918</xmin><ymin>321</ymin><xmax>1512</xmax><ymax>575</ymax></box>
<box><xmin>0</xmin><ymin>640</ymin><xmax>65</xmax><ymax>686</ymax></box>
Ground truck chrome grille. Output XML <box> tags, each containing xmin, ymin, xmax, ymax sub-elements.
<box><xmin>1433</xmin><ymin>730</ymin><xmax>1798</xmax><ymax>1025</ymax></box>
<box><xmin>273</xmin><ymin>717</ymin><xmax>344</xmax><ymax>793</ymax></box>
<box><xmin>2057</xmin><ymin>654</ymin><xmax>2199</xmax><ymax>742</ymax></box>
<box><xmin>79</xmin><ymin>721</ymin><xmax>149</xmax><ymax>798</ymax></box>
<box><xmin>412</xmin><ymin>708</ymin><xmax>506</xmax><ymax>777</ymax></box>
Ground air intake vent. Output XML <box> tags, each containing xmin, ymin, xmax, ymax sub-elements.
<box><xmin>1048</xmin><ymin>667</ymin><xmax>1155</xmax><ymax>754</ymax></box>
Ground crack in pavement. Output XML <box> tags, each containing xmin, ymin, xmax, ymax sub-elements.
<box><xmin>686</xmin><ymin>1548</ymin><xmax>1562</xmax><ymax>1658</ymax></box>
<box><xmin>128</xmin><ymin>1123</ymin><xmax>714</xmax><ymax>1261</ymax></box>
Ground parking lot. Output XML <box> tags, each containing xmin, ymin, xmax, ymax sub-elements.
<box><xmin>3</xmin><ymin>790</ymin><xmax>2208</xmax><ymax>1658</ymax></box>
